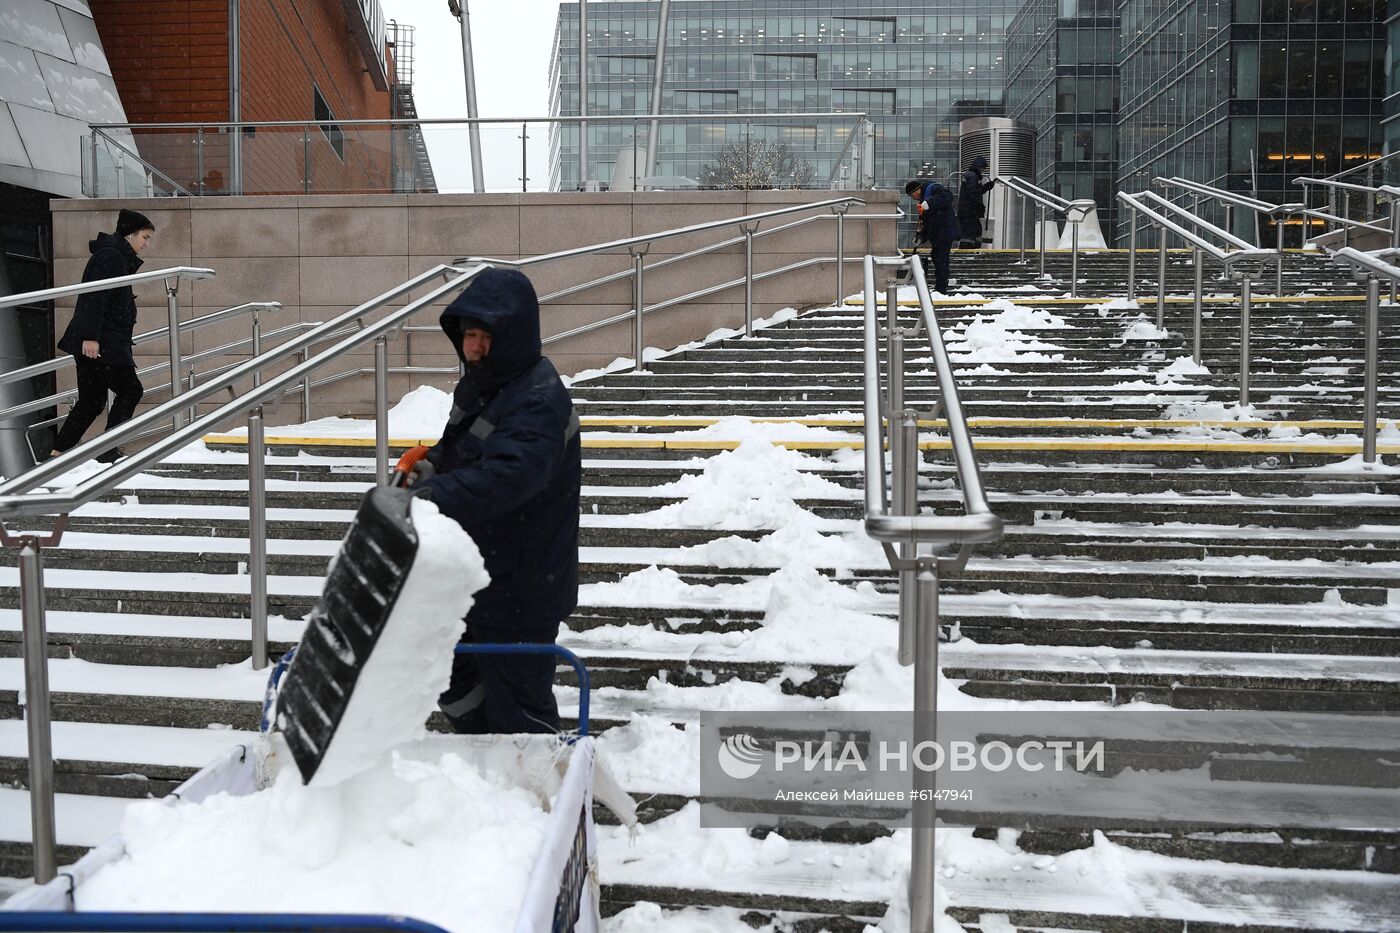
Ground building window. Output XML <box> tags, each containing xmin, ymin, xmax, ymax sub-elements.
<box><xmin>313</xmin><ymin>86</ymin><xmax>344</xmax><ymax>161</ymax></box>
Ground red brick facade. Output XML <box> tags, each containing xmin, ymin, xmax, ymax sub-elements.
<box><xmin>91</xmin><ymin>0</ymin><xmax>394</xmax><ymax>195</ymax></box>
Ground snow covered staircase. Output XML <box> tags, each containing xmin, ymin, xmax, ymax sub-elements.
<box><xmin>1</xmin><ymin>248</ymin><xmax>1397</xmax><ymax>930</ymax></box>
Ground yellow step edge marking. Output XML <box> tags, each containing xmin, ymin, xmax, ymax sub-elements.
<box><xmin>581</xmin><ymin>417</ymin><xmax>1381</xmax><ymax>430</ymax></box>
<box><xmin>203</xmin><ymin>433</ymin><xmax>1399</xmax><ymax>456</ymax></box>
<box><xmin>842</xmin><ymin>295</ymin><xmax>1364</xmax><ymax>307</ymax></box>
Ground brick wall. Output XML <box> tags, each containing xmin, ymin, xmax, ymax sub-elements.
<box><xmin>91</xmin><ymin>0</ymin><xmax>393</xmax><ymax>195</ymax></box>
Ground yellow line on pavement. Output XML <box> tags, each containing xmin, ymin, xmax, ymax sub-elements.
<box><xmin>581</xmin><ymin>417</ymin><xmax>1379</xmax><ymax>431</ymax></box>
<box><xmin>842</xmin><ymin>295</ymin><xmax>1364</xmax><ymax>307</ymax></box>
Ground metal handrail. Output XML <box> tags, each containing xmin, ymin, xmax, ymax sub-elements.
<box><xmin>1294</xmin><ymin>177</ymin><xmax>1381</xmax><ymax>196</ymax></box>
<box><xmin>0</xmin><ymin>266</ymin><xmax>214</xmax><ymax>311</ymax></box>
<box><xmin>1331</xmin><ymin>246</ymin><xmax>1398</xmax><ymax>464</ymax></box>
<box><xmin>860</xmin><ymin>251</ymin><xmax>1001</xmax><ymax>933</ymax></box>
<box><xmin>90</xmin><ymin>112</ymin><xmax>869</xmax><ymax>130</ymax></box>
<box><xmin>996</xmin><ymin>176</ymin><xmax>1098</xmax><ymax>295</ymax></box>
<box><xmin>1</xmin><ymin>265</ymin><xmax>456</xmax><ymax>498</ymax></box>
<box><xmin>0</xmin><ymin>265</ymin><xmax>219</xmax><ymax>433</ymax></box>
<box><xmin>463</xmin><ymin>196</ymin><xmax>874</xmax><ymax>365</ymax></box>
<box><xmin>1324</xmin><ymin>150</ymin><xmax>1400</xmax><ymax>185</ymax></box>
<box><xmin>0</xmin><ymin>301</ymin><xmax>280</xmax><ymax>390</ymax></box>
<box><xmin>1120</xmin><ymin>190</ymin><xmax>1279</xmax><ymax>403</ymax></box>
<box><xmin>1154</xmin><ymin>177</ymin><xmax>1303</xmax><ymax>294</ymax></box>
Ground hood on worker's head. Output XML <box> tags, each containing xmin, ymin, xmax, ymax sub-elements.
<box><xmin>970</xmin><ymin>156</ymin><xmax>989</xmax><ymax>173</ymax></box>
<box><xmin>440</xmin><ymin>267</ymin><xmax>542</xmax><ymax>389</ymax></box>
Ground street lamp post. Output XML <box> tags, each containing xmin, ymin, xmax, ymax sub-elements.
<box><xmin>447</xmin><ymin>0</ymin><xmax>486</xmax><ymax>194</ymax></box>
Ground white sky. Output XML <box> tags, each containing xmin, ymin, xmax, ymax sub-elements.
<box><xmin>381</xmin><ymin>0</ymin><xmax>568</xmax><ymax>191</ymax></box>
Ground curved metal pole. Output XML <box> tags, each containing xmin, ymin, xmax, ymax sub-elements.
<box><xmin>742</xmin><ymin>224</ymin><xmax>757</xmax><ymax>337</ymax></box>
<box><xmin>909</xmin><ymin>559</ymin><xmax>939</xmax><ymax>933</ymax></box>
<box><xmin>834</xmin><ymin>207</ymin><xmax>848</xmax><ymax>307</ymax></box>
<box><xmin>1069</xmin><ymin>220</ymin><xmax>1080</xmax><ymax>298</ymax></box>
<box><xmin>641</xmin><ymin>0</ymin><xmax>672</xmax><ymax>185</ymax></box>
<box><xmin>453</xmin><ymin>2</ymin><xmax>486</xmax><ymax>193</ymax></box>
<box><xmin>1192</xmin><ymin>247</ymin><xmax>1203</xmax><ymax>365</ymax></box>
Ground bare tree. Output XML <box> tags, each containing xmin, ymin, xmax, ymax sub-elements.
<box><xmin>699</xmin><ymin>138</ymin><xmax>816</xmax><ymax>190</ymax></box>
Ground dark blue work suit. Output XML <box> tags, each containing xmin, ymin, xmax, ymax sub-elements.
<box><xmin>915</xmin><ymin>181</ymin><xmax>960</xmax><ymax>294</ymax></box>
<box><xmin>416</xmin><ymin>268</ymin><xmax>581</xmax><ymax>734</ymax></box>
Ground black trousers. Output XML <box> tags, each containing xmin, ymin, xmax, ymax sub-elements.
<box><xmin>922</xmin><ymin>242</ymin><xmax>953</xmax><ymax>294</ymax></box>
<box><xmin>437</xmin><ymin>624</ymin><xmax>561</xmax><ymax>735</ymax></box>
<box><xmin>52</xmin><ymin>355</ymin><xmax>144</xmax><ymax>456</ymax></box>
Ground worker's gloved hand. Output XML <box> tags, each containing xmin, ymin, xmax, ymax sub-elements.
<box><xmin>405</xmin><ymin>459</ymin><xmax>435</xmax><ymax>488</ymax></box>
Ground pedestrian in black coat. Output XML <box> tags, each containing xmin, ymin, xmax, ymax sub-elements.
<box><xmin>51</xmin><ymin>209</ymin><xmax>153</xmax><ymax>463</ymax></box>
<box><xmin>957</xmin><ymin>156</ymin><xmax>996</xmax><ymax>249</ymax></box>
<box><xmin>906</xmin><ymin>177</ymin><xmax>959</xmax><ymax>294</ymax></box>
<box><xmin>408</xmin><ymin>267</ymin><xmax>581</xmax><ymax>734</ymax></box>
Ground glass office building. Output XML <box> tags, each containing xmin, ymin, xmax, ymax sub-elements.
<box><xmin>1117</xmin><ymin>0</ymin><xmax>1385</xmax><ymax>244</ymax></box>
<box><xmin>1006</xmin><ymin>0</ymin><xmax>1120</xmax><ymax>242</ymax></box>
<box><xmin>1385</xmin><ymin>0</ymin><xmax>1400</xmax><ymax>157</ymax></box>
<box><xmin>548</xmin><ymin>1</ymin><xmax>1019</xmax><ymax>193</ymax></box>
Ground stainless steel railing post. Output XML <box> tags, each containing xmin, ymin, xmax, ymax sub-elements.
<box><xmin>1275</xmin><ymin>213</ymin><xmax>1286</xmax><ymax>296</ymax></box>
<box><xmin>1127</xmin><ymin>208</ymin><xmax>1138</xmax><ymax>299</ymax></box>
<box><xmin>631</xmin><ymin>247</ymin><xmax>648</xmax><ymax>373</ymax></box>
<box><xmin>251</xmin><ymin>310</ymin><xmax>263</xmax><ymax>388</ymax></box>
<box><xmin>1192</xmin><ymin>247</ymin><xmax>1204</xmax><ymax>365</ymax></box>
<box><xmin>247</xmin><ymin>405</ymin><xmax>269</xmax><ymax>670</ymax></box>
<box><xmin>1037</xmin><ymin>205</ymin><xmax>1047</xmax><ymax>278</ymax></box>
<box><xmin>885</xmin><ymin>280</ymin><xmax>900</xmax><ymax>331</ymax></box>
<box><xmin>889</xmin><ymin>329</ymin><xmax>915</xmax><ymax>668</ymax></box>
<box><xmin>743</xmin><ymin>224</ymin><xmax>757</xmax><ymax>337</ymax></box>
<box><xmin>1391</xmin><ymin>202</ymin><xmax>1400</xmax><ymax>305</ymax></box>
<box><xmin>299</xmin><ymin>347</ymin><xmax>311</xmax><ymax>422</ymax></box>
<box><xmin>1019</xmin><ymin>194</ymin><xmax>1028</xmax><ymax>263</ymax></box>
<box><xmin>1239</xmin><ymin>274</ymin><xmax>1253</xmax><ymax>407</ymax></box>
<box><xmin>1069</xmin><ymin>219</ymin><xmax>1081</xmax><ymax>298</ymax></box>
<box><xmin>834</xmin><ymin>206</ymin><xmax>849</xmax><ymax>308</ymax></box>
<box><xmin>18</xmin><ymin>538</ymin><xmax>55</xmax><ymax>883</ymax></box>
<box><xmin>908</xmin><ymin>558</ymin><xmax>939</xmax><ymax>933</ymax></box>
<box><xmin>186</xmin><ymin>367</ymin><xmax>197</xmax><ymax>425</ymax></box>
<box><xmin>374</xmin><ymin>335</ymin><xmax>389</xmax><ymax>483</ymax></box>
<box><xmin>1364</xmin><ymin>274</ymin><xmax>1380</xmax><ymax>464</ymax></box>
<box><xmin>1156</xmin><ymin>234</ymin><xmax>1168</xmax><ymax>330</ymax></box>
<box><xmin>166</xmin><ymin>278</ymin><xmax>185</xmax><ymax>428</ymax></box>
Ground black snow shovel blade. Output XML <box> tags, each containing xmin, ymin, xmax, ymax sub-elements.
<box><xmin>275</xmin><ymin>485</ymin><xmax>419</xmax><ymax>784</ymax></box>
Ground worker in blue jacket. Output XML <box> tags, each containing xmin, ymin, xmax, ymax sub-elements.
<box><xmin>906</xmin><ymin>178</ymin><xmax>959</xmax><ymax>294</ymax></box>
<box><xmin>408</xmin><ymin>267</ymin><xmax>581</xmax><ymax>734</ymax></box>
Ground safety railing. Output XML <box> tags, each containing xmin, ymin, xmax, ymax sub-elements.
<box><xmin>860</xmin><ymin>252</ymin><xmax>1002</xmax><ymax>933</ymax></box>
<box><xmin>995</xmin><ymin>176</ymin><xmax>1097</xmax><ymax>296</ymax></box>
<box><xmin>459</xmin><ymin>196</ymin><xmax>896</xmax><ymax>372</ymax></box>
<box><xmin>0</xmin><ymin>301</ymin><xmax>282</xmax><ymax>460</ymax></box>
<box><xmin>0</xmin><ymin>267</ymin><xmax>217</xmax><ymax>435</ymax></box>
<box><xmin>1330</xmin><ymin>246</ymin><xmax>1399</xmax><ymax>464</ymax></box>
<box><xmin>1291</xmin><ymin>175</ymin><xmax>1394</xmax><ymax>249</ymax></box>
<box><xmin>86</xmin><ymin>112</ymin><xmax>871</xmax><ymax>197</ymax></box>
<box><xmin>1153</xmin><ymin>177</ymin><xmax>1303</xmax><ymax>295</ymax></box>
<box><xmin>1119</xmin><ymin>191</ymin><xmax>1279</xmax><ymax>405</ymax></box>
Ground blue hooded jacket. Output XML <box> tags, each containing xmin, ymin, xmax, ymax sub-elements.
<box><xmin>417</xmin><ymin>268</ymin><xmax>581</xmax><ymax>637</ymax></box>
<box><xmin>917</xmin><ymin>182</ymin><xmax>959</xmax><ymax>244</ymax></box>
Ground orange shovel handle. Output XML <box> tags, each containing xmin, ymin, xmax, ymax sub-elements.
<box><xmin>390</xmin><ymin>445</ymin><xmax>432</xmax><ymax>487</ymax></box>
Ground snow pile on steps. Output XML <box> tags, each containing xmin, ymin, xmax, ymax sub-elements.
<box><xmin>76</xmin><ymin>499</ymin><xmax>514</xmax><ymax>925</ymax></box>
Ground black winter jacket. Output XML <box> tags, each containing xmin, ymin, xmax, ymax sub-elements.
<box><xmin>417</xmin><ymin>268</ymin><xmax>581</xmax><ymax>638</ymax></box>
<box><xmin>57</xmin><ymin>233</ymin><xmax>142</xmax><ymax>368</ymax></box>
<box><xmin>957</xmin><ymin>158</ymin><xmax>995</xmax><ymax>221</ymax></box>
<box><xmin>916</xmin><ymin>182</ymin><xmax>960</xmax><ymax>245</ymax></box>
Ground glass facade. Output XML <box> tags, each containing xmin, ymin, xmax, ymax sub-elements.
<box><xmin>1006</xmin><ymin>0</ymin><xmax>1121</xmax><ymax>242</ymax></box>
<box><xmin>1117</xmin><ymin>0</ymin><xmax>1385</xmax><ymax>244</ymax></box>
<box><xmin>1386</xmin><ymin>0</ymin><xmax>1400</xmax><ymax>155</ymax></box>
<box><xmin>548</xmin><ymin>1</ymin><xmax>1018</xmax><ymax>192</ymax></box>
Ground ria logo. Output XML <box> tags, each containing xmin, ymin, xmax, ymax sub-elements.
<box><xmin>717</xmin><ymin>733</ymin><xmax>764</xmax><ymax>780</ymax></box>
